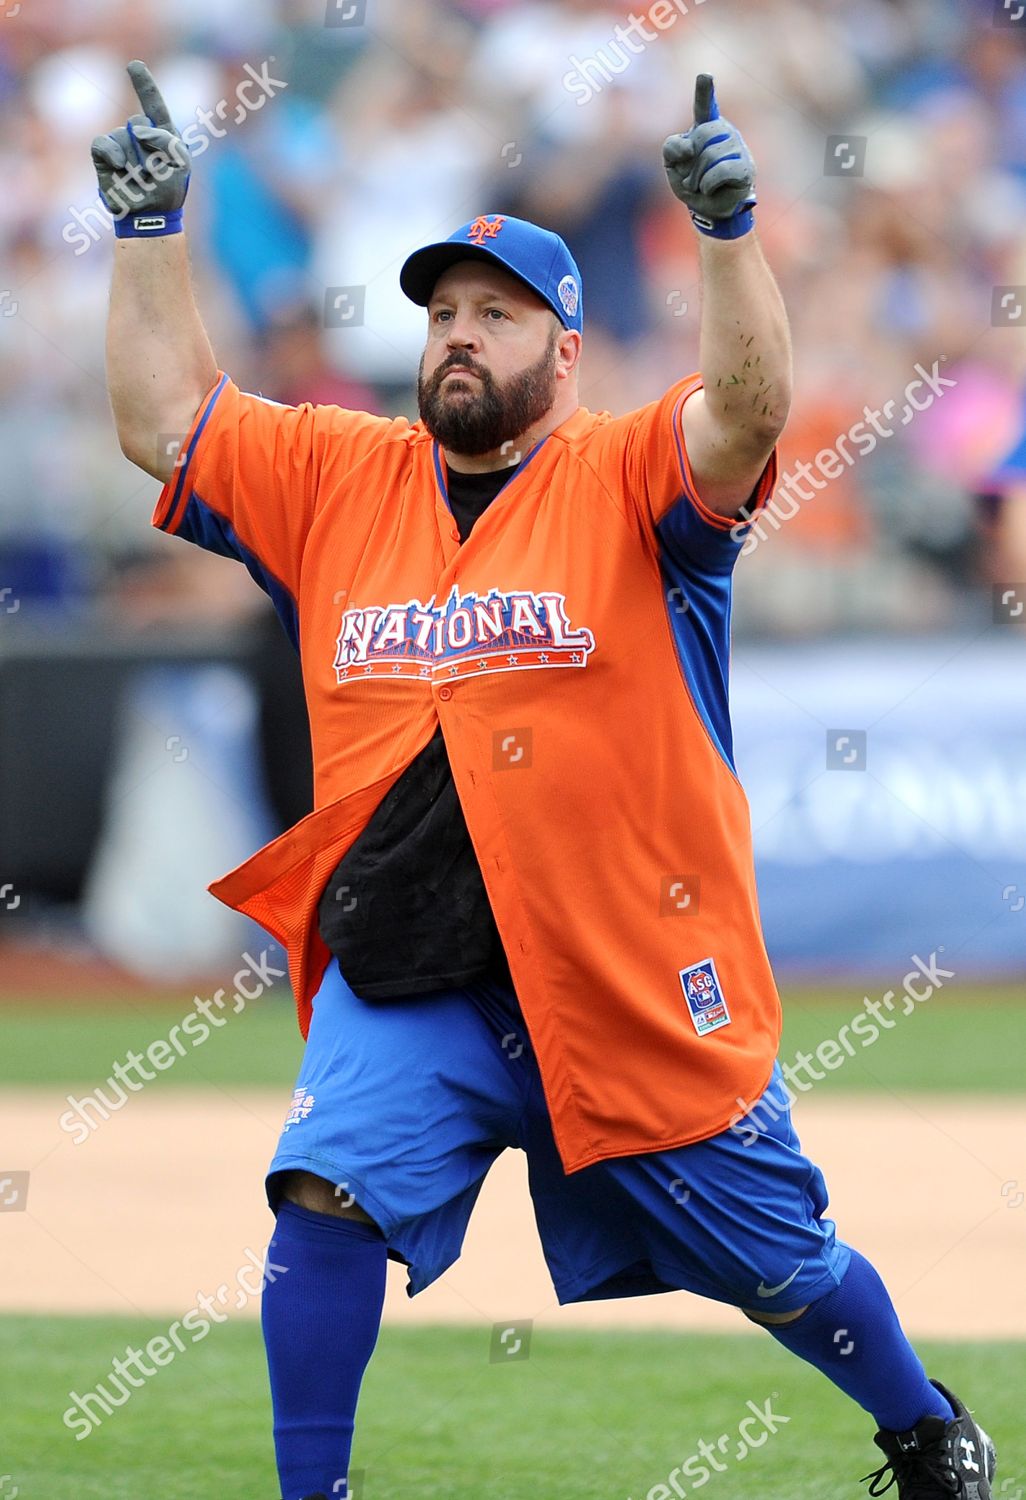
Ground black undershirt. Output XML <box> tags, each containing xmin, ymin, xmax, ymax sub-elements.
<box><xmin>317</xmin><ymin>462</ymin><xmax>520</xmax><ymax>1005</ymax></box>
<box><xmin>446</xmin><ymin>462</ymin><xmax>514</xmax><ymax>539</ymax></box>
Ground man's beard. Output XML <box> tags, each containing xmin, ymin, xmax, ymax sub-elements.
<box><xmin>417</xmin><ymin>333</ymin><xmax>558</xmax><ymax>457</ymax></box>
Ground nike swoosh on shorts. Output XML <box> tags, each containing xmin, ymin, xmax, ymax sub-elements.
<box><xmin>755</xmin><ymin>1260</ymin><xmax>805</xmax><ymax>1298</ymax></box>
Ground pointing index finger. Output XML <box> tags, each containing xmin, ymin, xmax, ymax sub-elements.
<box><xmin>693</xmin><ymin>73</ymin><xmax>719</xmax><ymax>126</ymax></box>
<box><xmin>126</xmin><ymin>60</ymin><xmax>174</xmax><ymax>131</ymax></box>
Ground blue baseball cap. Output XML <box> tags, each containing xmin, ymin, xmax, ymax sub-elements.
<box><xmin>400</xmin><ymin>214</ymin><xmax>583</xmax><ymax>334</ymax></box>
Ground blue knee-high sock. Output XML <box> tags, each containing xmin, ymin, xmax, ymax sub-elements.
<box><xmin>758</xmin><ymin>1249</ymin><xmax>955</xmax><ymax>1432</ymax></box>
<box><xmin>262</xmin><ymin>1200</ymin><xmax>387</xmax><ymax>1500</ymax></box>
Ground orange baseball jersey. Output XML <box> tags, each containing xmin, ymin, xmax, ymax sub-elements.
<box><xmin>152</xmin><ymin>369</ymin><xmax>782</xmax><ymax>1173</ymax></box>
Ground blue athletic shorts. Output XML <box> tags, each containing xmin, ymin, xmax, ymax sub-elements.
<box><xmin>266</xmin><ymin>960</ymin><xmax>850</xmax><ymax>1312</ymax></box>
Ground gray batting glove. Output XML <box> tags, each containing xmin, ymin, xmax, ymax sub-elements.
<box><xmin>662</xmin><ymin>74</ymin><xmax>756</xmax><ymax>240</ymax></box>
<box><xmin>90</xmin><ymin>61</ymin><xmax>191</xmax><ymax>238</ymax></box>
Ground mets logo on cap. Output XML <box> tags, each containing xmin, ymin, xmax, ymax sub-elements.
<box><xmin>466</xmin><ymin>215</ymin><xmax>506</xmax><ymax>245</ymax></box>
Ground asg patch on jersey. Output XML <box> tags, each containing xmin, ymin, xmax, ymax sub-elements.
<box><xmin>679</xmin><ymin>958</ymin><xmax>731</xmax><ymax>1036</ymax></box>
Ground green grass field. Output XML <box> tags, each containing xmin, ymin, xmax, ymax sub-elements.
<box><xmin>3</xmin><ymin>986</ymin><xmax>1023</xmax><ymax>1496</ymax></box>
<box><xmin>2</xmin><ymin>984</ymin><xmax>1024</xmax><ymax>1092</ymax></box>
<box><xmin>2</xmin><ymin>1319</ymin><xmax>1022</xmax><ymax>1499</ymax></box>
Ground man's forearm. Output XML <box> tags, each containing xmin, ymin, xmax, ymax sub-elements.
<box><xmin>107</xmin><ymin>234</ymin><xmax>218</xmax><ymax>481</ymax></box>
<box><xmin>697</xmin><ymin>231</ymin><xmax>792</xmax><ymax>451</ymax></box>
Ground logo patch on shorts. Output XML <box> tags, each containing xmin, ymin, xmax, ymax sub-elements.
<box><xmin>283</xmin><ymin>1086</ymin><xmax>316</xmax><ymax>1131</ymax></box>
<box><xmin>679</xmin><ymin>958</ymin><xmax>731</xmax><ymax>1036</ymax></box>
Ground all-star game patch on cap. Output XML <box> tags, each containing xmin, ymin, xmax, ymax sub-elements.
<box><xmin>400</xmin><ymin>214</ymin><xmax>583</xmax><ymax>334</ymax></box>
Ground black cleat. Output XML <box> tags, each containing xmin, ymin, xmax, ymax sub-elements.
<box><xmin>863</xmin><ymin>1380</ymin><xmax>996</xmax><ymax>1497</ymax></box>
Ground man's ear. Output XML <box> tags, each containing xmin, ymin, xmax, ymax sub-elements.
<box><xmin>555</xmin><ymin>326</ymin><xmax>582</xmax><ymax>379</ymax></box>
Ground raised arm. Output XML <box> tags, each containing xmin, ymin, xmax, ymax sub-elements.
<box><xmin>107</xmin><ymin>236</ymin><xmax>218</xmax><ymax>481</ymax></box>
<box><xmin>93</xmin><ymin>62</ymin><xmax>217</xmax><ymax>482</ymax></box>
<box><xmin>663</xmin><ymin>75</ymin><xmax>792</xmax><ymax>518</ymax></box>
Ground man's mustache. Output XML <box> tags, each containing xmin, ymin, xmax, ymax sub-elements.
<box><xmin>433</xmin><ymin>356</ymin><xmax>491</xmax><ymax>390</ymax></box>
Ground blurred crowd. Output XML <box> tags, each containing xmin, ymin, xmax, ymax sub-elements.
<box><xmin>3</xmin><ymin>0</ymin><xmax>1026</xmax><ymax>634</ymax></box>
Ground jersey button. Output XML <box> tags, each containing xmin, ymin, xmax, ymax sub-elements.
<box><xmin>438</xmin><ymin>686</ymin><xmax>453</xmax><ymax>701</ymax></box>
<box><xmin>450</xmin><ymin>527</ymin><xmax>459</xmax><ymax>541</ymax></box>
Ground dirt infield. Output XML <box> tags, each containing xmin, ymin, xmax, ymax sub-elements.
<box><xmin>3</xmin><ymin>1086</ymin><xmax>1022</xmax><ymax>1338</ymax></box>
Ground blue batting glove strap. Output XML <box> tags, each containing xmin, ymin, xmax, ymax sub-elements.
<box><xmin>690</xmin><ymin>201</ymin><xmax>756</xmax><ymax>240</ymax></box>
<box><xmin>112</xmin><ymin>206</ymin><xmax>185</xmax><ymax>239</ymax></box>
